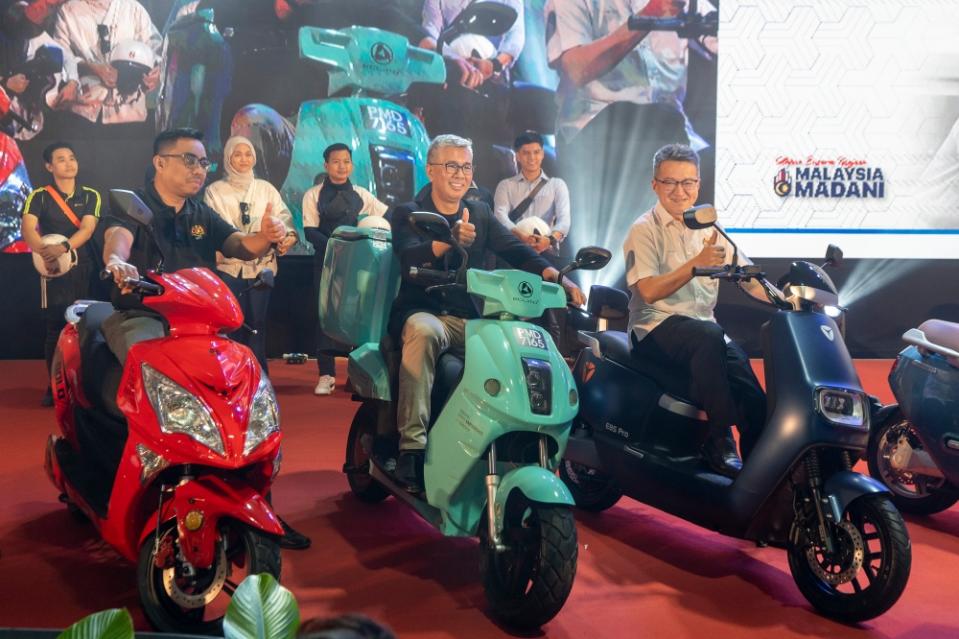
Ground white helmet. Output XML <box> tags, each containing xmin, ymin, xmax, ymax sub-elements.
<box><xmin>515</xmin><ymin>216</ymin><xmax>551</xmax><ymax>238</ymax></box>
<box><xmin>32</xmin><ymin>234</ymin><xmax>76</xmax><ymax>278</ymax></box>
<box><xmin>110</xmin><ymin>39</ymin><xmax>155</xmax><ymax>96</ymax></box>
<box><xmin>357</xmin><ymin>215</ymin><xmax>392</xmax><ymax>231</ymax></box>
<box><xmin>445</xmin><ymin>34</ymin><xmax>496</xmax><ymax>61</ymax></box>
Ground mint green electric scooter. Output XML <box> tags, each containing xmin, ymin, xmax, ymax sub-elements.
<box><xmin>320</xmin><ymin>212</ymin><xmax>610</xmax><ymax>629</ymax></box>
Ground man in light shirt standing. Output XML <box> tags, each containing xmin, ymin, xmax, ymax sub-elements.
<box><xmin>623</xmin><ymin>144</ymin><xmax>766</xmax><ymax>477</ymax></box>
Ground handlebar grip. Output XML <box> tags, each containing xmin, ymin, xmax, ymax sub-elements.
<box><xmin>627</xmin><ymin>15</ymin><xmax>685</xmax><ymax>31</ymax></box>
<box><xmin>409</xmin><ymin>266</ymin><xmax>455</xmax><ymax>284</ymax></box>
<box><xmin>692</xmin><ymin>266</ymin><xmax>727</xmax><ymax>277</ymax></box>
<box><xmin>99</xmin><ymin>269</ymin><xmax>113</xmax><ymax>280</ymax></box>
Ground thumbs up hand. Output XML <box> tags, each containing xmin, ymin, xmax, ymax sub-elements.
<box><xmin>692</xmin><ymin>229</ymin><xmax>725</xmax><ymax>268</ymax></box>
<box><xmin>257</xmin><ymin>202</ymin><xmax>287</xmax><ymax>244</ymax></box>
<box><xmin>452</xmin><ymin>208</ymin><xmax>476</xmax><ymax>247</ymax></box>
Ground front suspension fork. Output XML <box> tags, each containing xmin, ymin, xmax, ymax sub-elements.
<box><xmin>485</xmin><ymin>442</ymin><xmax>506</xmax><ymax>552</ymax></box>
<box><xmin>804</xmin><ymin>450</ymin><xmax>837</xmax><ymax>554</ymax></box>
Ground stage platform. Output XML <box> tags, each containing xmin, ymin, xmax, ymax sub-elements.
<box><xmin>1</xmin><ymin>359</ymin><xmax>957</xmax><ymax>638</ymax></box>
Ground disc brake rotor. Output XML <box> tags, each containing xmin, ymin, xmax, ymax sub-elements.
<box><xmin>805</xmin><ymin>520</ymin><xmax>865</xmax><ymax>585</ymax></box>
<box><xmin>162</xmin><ymin>543</ymin><xmax>228</xmax><ymax>609</ymax></box>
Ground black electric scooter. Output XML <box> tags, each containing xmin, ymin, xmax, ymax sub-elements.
<box><xmin>561</xmin><ymin>205</ymin><xmax>911</xmax><ymax>622</ymax></box>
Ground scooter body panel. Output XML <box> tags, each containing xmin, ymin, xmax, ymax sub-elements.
<box><xmin>424</xmin><ymin>318</ymin><xmax>576</xmax><ymax>536</ymax></box>
<box><xmin>823</xmin><ymin>470</ymin><xmax>890</xmax><ymax>515</ymax></box>
<box><xmin>890</xmin><ymin>346</ymin><xmax>959</xmax><ymax>485</ymax></box>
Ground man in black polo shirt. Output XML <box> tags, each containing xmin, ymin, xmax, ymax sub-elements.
<box><xmin>22</xmin><ymin>141</ymin><xmax>101</xmax><ymax>406</ymax></box>
<box><xmin>101</xmin><ymin>128</ymin><xmax>286</xmax><ymax>363</ymax></box>
<box><xmin>388</xmin><ymin>134</ymin><xmax>586</xmax><ymax>493</ymax></box>
<box><xmin>100</xmin><ymin>127</ymin><xmax>312</xmax><ymax>550</ymax></box>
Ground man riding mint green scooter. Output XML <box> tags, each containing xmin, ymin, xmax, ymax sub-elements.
<box><xmin>321</xmin><ymin>134</ymin><xmax>608</xmax><ymax>629</ymax></box>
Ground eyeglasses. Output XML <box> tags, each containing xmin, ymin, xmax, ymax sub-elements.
<box><xmin>655</xmin><ymin>178</ymin><xmax>700</xmax><ymax>192</ymax></box>
<box><xmin>429</xmin><ymin>162</ymin><xmax>474</xmax><ymax>176</ymax></box>
<box><xmin>239</xmin><ymin>202</ymin><xmax>250</xmax><ymax>226</ymax></box>
<box><xmin>97</xmin><ymin>24</ymin><xmax>111</xmax><ymax>56</ymax></box>
<box><xmin>158</xmin><ymin>153</ymin><xmax>212</xmax><ymax>171</ymax></box>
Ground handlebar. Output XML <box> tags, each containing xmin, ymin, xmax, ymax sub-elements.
<box><xmin>100</xmin><ymin>269</ymin><xmax>163</xmax><ymax>295</ymax></box>
<box><xmin>409</xmin><ymin>266</ymin><xmax>457</xmax><ymax>286</ymax></box>
<box><xmin>692</xmin><ymin>266</ymin><xmax>727</xmax><ymax>278</ymax></box>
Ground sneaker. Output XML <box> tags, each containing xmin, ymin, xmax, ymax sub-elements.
<box><xmin>314</xmin><ymin>375</ymin><xmax>336</xmax><ymax>396</ymax></box>
<box><xmin>40</xmin><ymin>387</ymin><xmax>54</xmax><ymax>407</ymax></box>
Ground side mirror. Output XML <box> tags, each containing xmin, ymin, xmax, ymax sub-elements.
<box><xmin>109</xmin><ymin>189</ymin><xmax>154</xmax><ymax>226</ymax></box>
<box><xmin>443</xmin><ymin>1</ymin><xmax>517</xmax><ymax>39</ymax></box>
<box><xmin>573</xmin><ymin>246</ymin><xmax>612</xmax><ymax>271</ymax></box>
<box><xmin>254</xmin><ymin>268</ymin><xmax>275</xmax><ymax>290</ymax></box>
<box><xmin>683</xmin><ymin>204</ymin><xmax>717</xmax><ymax>230</ymax></box>
<box><xmin>824</xmin><ymin>244</ymin><xmax>844</xmax><ymax>268</ymax></box>
<box><xmin>409</xmin><ymin>211</ymin><xmax>454</xmax><ymax>243</ymax></box>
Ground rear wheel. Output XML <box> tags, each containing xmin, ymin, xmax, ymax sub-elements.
<box><xmin>788</xmin><ymin>494</ymin><xmax>911</xmax><ymax>622</ymax></box>
<box><xmin>867</xmin><ymin>411</ymin><xmax>959</xmax><ymax>515</ymax></box>
<box><xmin>345</xmin><ymin>402</ymin><xmax>390</xmax><ymax>503</ymax></box>
<box><xmin>479</xmin><ymin>496</ymin><xmax>578</xmax><ymax>630</ymax></box>
<box><xmin>138</xmin><ymin>520</ymin><xmax>281</xmax><ymax>635</ymax></box>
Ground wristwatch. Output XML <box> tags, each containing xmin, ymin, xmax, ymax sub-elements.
<box><xmin>60</xmin><ymin>240</ymin><xmax>71</xmax><ymax>252</ymax></box>
<box><xmin>489</xmin><ymin>57</ymin><xmax>504</xmax><ymax>74</ymax></box>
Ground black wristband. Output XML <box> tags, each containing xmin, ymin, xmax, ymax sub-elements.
<box><xmin>489</xmin><ymin>57</ymin><xmax>504</xmax><ymax>74</ymax></box>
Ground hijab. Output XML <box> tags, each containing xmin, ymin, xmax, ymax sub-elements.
<box><xmin>223</xmin><ymin>135</ymin><xmax>256</xmax><ymax>191</ymax></box>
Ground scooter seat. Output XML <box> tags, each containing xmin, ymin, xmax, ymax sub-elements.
<box><xmin>77</xmin><ymin>303</ymin><xmax>124</xmax><ymax>421</ymax></box>
<box><xmin>594</xmin><ymin>330</ymin><xmax>696</xmax><ymax>401</ymax></box>
<box><xmin>919</xmin><ymin>319</ymin><xmax>959</xmax><ymax>366</ymax></box>
<box><xmin>429</xmin><ymin>352</ymin><xmax>464</xmax><ymax>427</ymax></box>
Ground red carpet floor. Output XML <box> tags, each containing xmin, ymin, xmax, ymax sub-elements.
<box><xmin>2</xmin><ymin>359</ymin><xmax>958</xmax><ymax>638</ymax></box>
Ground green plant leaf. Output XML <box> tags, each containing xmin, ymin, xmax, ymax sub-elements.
<box><xmin>55</xmin><ymin>609</ymin><xmax>134</xmax><ymax>639</ymax></box>
<box><xmin>223</xmin><ymin>573</ymin><xmax>299</xmax><ymax>639</ymax></box>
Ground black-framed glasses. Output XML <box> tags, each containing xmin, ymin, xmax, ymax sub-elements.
<box><xmin>429</xmin><ymin>162</ymin><xmax>474</xmax><ymax>176</ymax></box>
<box><xmin>158</xmin><ymin>153</ymin><xmax>212</xmax><ymax>171</ymax></box>
<box><xmin>97</xmin><ymin>24</ymin><xmax>111</xmax><ymax>56</ymax></box>
<box><xmin>239</xmin><ymin>202</ymin><xmax>250</xmax><ymax>226</ymax></box>
<box><xmin>655</xmin><ymin>178</ymin><xmax>700</xmax><ymax>192</ymax></box>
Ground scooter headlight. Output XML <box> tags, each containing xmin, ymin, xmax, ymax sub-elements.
<box><xmin>521</xmin><ymin>357</ymin><xmax>552</xmax><ymax>415</ymax></box>
<box><xmin>817</xmin><ymin>388</ymin><xmax>866</xmax><ymax>428</ymax></box>
<box><xmin>244</xmin><ymin>375</ymin><xmax>280</xmax><ymax>456</ymax></box>
<box><xmin>142</xmin><ymin>364</ymin><xmax>225</xmax><ymax>455</ymax></box>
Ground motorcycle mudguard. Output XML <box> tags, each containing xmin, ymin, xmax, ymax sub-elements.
<box><xmin>824</xmin><ymin>470</ymin><xmax>891</xmax><ymax>517</ymax></box>
<box><xmin>139</xmin><ymin>474</ymin><xmax>282</xmax><ymax>570</ymax></box>
<box><xmin>492</xmin><ymin>466</ymin><xmax>574</xmax><ymax>534</ymax></box>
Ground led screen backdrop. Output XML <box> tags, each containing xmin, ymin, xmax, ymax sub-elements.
<box><xmin>716</xmin><ymin>0</ymin><xmax>959</xmax><ymax>258</ymax></box>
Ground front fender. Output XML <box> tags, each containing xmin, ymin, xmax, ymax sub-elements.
<box><xmin>139</xmin><ymin>475</ymin><xmax>283</xmax><ymax>569</ymax></box>
<box><xmin>493</xmin><ymin>466</ymin><xmax>574</xmax><ymax>534</ymax></box>
<box><xmin>824</xmin><ymin>470</ymin><xmax>891</xmax><ymax>516</ymax></box>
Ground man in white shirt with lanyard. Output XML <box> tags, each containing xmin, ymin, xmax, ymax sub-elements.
<box><xmin>623</xmin><ymin>143</ymin><xmax>766</xmax><ymax>477</ymax></box>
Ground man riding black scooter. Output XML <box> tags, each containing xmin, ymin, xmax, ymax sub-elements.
<box><xmin>622</xmin><ymin>143</ymin><xmax>769</xmax><ymax>476</ymax></box>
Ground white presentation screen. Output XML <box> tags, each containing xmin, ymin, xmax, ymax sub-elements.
<box><xmin>716</xmin><ymin>0</ymin><xmax>959</xmax><ymax>258</ymax></box>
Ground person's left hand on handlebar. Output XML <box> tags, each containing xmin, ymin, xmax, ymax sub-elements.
<box><xmin>562</xmin><ymin>277</ymin><xmax>586</xmax><ymax>307</ymax></box>
<box><xmin>452</xmin><ymin>208</ymin><xmax>476</xmax><ymax>247</ymax></box>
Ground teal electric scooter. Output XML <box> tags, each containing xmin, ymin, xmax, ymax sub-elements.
<box><xmin>320</xmin><ymin>213</ymin><xmax>610</xmax><ymax>629</ymax></box>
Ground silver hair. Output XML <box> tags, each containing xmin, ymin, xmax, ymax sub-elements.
<box><xmin>653</xmin><ymin>143</ymin><xmax>700</xmax><ymax>175</ymax></box>
<box><xmin>427</xmin><ymin>134</ymin><xmax>473</xmax><ymax>162</ymax></box>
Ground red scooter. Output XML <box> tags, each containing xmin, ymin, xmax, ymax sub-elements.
<box><xmin>44</xmin><ymin>191</ymin><xmax>283</xmax><ymax>634</ymax></box>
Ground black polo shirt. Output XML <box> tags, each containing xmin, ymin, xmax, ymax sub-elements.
<box><xmin>387</xmin><ymin>191</ymin><xmax>551</xmax><ymax>341</ymax></box>
<box><xmin>103</xmin><ymin>180</ymin><xmax>239</xmax><ymax>276</ymax></box>
<box><xmin>22</xmin><ymin>184</ymin><xmax>101</xmax><ymax>260</ymax></box>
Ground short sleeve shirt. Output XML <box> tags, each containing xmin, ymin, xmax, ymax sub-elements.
<box><xmin>23</xmin><ymin>184</ymin><xmax>101</xmax><ymax>259</ymax></box>
<box><xmin>623</xmin><ymin>203</ymin><xmax>744</xmax><ymax>341</ymax></box>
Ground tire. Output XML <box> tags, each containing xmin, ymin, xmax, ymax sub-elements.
<box><xmin>345</xmin><ymin>402</ymin><xmax>390</xmax><ymax>503</ymax></box>
<box><xmin>138</xmin><ymin>520</ymin><xmax>281</xmax><ymax>635</ymax></box>
<box><xmin>479</xmin><ymin>497</ymin><xmax>578</xmax><ymax>630</ymax></box>
<box><xmin>559</xmin><ymin>459</ymin><xmax>622</xmax><ymax>512</ymax></box>
<box><xmin>867</xmin><ymin>410</ymin><xmax>959</xmax><ymax>515</ymax></box>
<box><xmin>788</xmin><ymin>494</ymin><xmax>911</xmax><ymax>623</ymax></box>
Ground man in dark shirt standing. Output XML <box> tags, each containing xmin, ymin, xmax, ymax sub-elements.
<box><xmin>389</xmin><ymin>134</ymin><xmax>586</xmax><ymax>493</ymax></box>
<box><xmin>100</xmin><ymin>127</ymin><xmax>311</xmax><ymax>550</ymax></box>
<box><xmin>22</xmin><ymin>141</ymin><xmax>101</xmax><ymax>406</ymax></box>
<box><xmin>101</xmin><ymin>128</ymin><xmax>286</xmax><ymax>363</ymax></box>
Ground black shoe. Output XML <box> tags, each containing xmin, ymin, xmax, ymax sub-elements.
<box><xmin>278</xmin><ymin>517</ymin><xmax>311</xmax><ymax>550</ymax></box>
<box><xmin>395</xmin><ymin>450</ymin><xmax>425</xmax><ymax>494</ymax></box>
<box><xmin>40</xmin><ymin>387</ymin><xmax>54</xmax><ymax>407</ymax></box>
<box><xmin>702</xmin><ymin>429</ymin><xmax>742</xmax><ymax>478</ymax></box>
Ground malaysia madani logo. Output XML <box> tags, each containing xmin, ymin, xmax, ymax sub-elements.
<box><xmin>774</xmin><ymin>156</ymin><xmax>885</xmax><ymax>199</ymax></box>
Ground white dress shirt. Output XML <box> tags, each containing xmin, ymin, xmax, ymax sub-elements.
<box><xmin>301</xmin><ymin>182</ymin><xmax>388</xmax><ymax>228</ymax></box>
<box><xmin>492</xmin><ymin>170</ymin><xmax>571</xmax><ymax>236</ymax></box>
<box><xmin>421</xmin><ymin>0</ymin><xmax>525</xmax><ymax>62</ymax></box>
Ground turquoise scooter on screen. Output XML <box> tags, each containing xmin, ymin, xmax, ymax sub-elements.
<box><xmin>320</xmin><ymin>213</ymin><xmax>611</xmax><ymax>629</ymax></box>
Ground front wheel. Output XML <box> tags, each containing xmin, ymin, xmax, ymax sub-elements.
<box><xmin>345</xmin><ymin>402</ymin><xmax>390</xmax><ymax>503</ymax></box>
<box><xmin>788</xmin><ymin>494</ymin><xmax>911</xmax><ymax>622</ymax></box>
<box><xmin>479</xmin><ymin>497</ymin><xmax>578</xmax><ymax>630</ymax></box>
<box><xmin>867</xmin><ymin>410</ymin><xmax>959</xmax><ymax>515</ymax></box>
<box><xmin>138</xmin><ymin>520</ymin><xmax>281</xmax><ymax>635</ymax></box>
<box><xmin>559</xmin><ymin>459</ymin><xmax>622</xmax><ymax>512</ymax></box>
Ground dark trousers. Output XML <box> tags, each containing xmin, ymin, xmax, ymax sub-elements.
<box><xmin>42</xmin><ymin>261</ymin><xmax>93</xmax><ymax>382</ymax></box>
<box><xmin>221</xmin><ymin>272</ymin><xmax>272</xmax><ymax>375</ymax></box>
<box><xmin>631</xmin><ymin>315</ymin><xmax>767</xmax><ymax>458</ymax></box>
<box><xmin>310</xmin><ymin>234</ymin><xmax>337</xmax><ymax>377</ymax></box>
